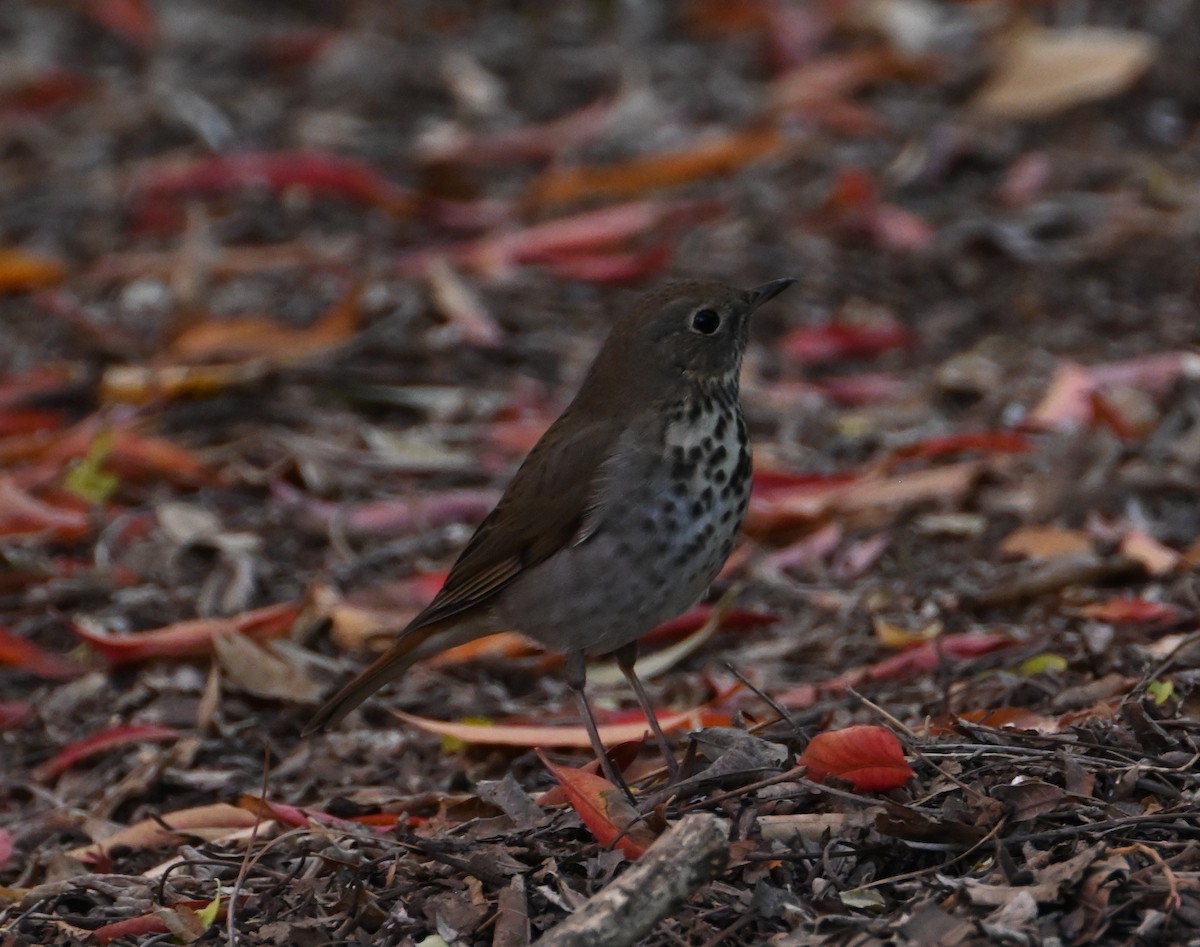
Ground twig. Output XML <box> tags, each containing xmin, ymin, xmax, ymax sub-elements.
<box><xmin>535</xmin><ymin>814</ymin><xmax>730</xmax><ymax>947</ymax></box>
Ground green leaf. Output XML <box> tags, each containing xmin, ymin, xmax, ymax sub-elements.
<box><xmin>195</xmin><ymin>893</ymin><xmax>222</xmax><ymax>929</ymax></box>
<box><xmin>1147</xmin><ymin>679</ymin><xmax>1174</xmax><ymax>705</ymax></box>
<box><xmin>1018</xmin><ymin>653</ymin><xmax>1068</xmax><ymax>676</ymax></box>
<box><xmin>64</xmin><ymin>428</ymin><xmax>119</xmax><ymax>503</ymax></box>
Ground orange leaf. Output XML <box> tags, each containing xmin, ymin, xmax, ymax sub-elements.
<box><xmin>391</xmin><ymin>705</ymin><xmax>725</xmax><ymax>749</ymax></box>
<box><xmin>427</xmin><ymin>630</ymin><xmax>538</xmax><ymax>667</ymax></box>
<box><xmin>34</xmin><ymin>724</ymin><xmax>179</xmax><ymax>782</ymax></box>
<box><xmin>801</xmin><ymin>725</ymin><xmax>913</xmax><ymax>792</ymax></box>
<box><xmin>100</xmin><ymin>361</ymin><xmax>274</xmax><ymax>404</ymax></box>
<box><xmin>0</xmin><ymin>249</ymin><xmax>65</xmax><ymax>293</ymax></box>
<box><xmin>42</xmin><ymin>421</ymin><xmax>214</xmax><ymax>486</ymax></box>
<box><xmin>999</xmin><ymin>525</ymin><xmax>1093</xmax><ymax>561</ymax></box>
<box><xmin>526</xmin><ymin>126</ymin><xmax>785</xmax><ymax>209</ymax></box>
<box><xmin>538</xmin><ymin>753</ymin><xmax>657</xmax><ymax>859</ymax></box>
<box><xmin>169</xmin><ymin>284</ymin><xmax>361</xmax><ymax>363</ymax></box>
<box><xmin>925</xmin><ymin>707</ymin><xmax>1058</xmax><ymax>735</ymax></box>
<box><xmin>74</xmin><ymin>601</ymin><xmax>301</xmax><ymax>666</ymax></box>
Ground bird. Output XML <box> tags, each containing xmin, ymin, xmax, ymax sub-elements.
<box><xmin>304</xmin><ymin>278</ymin><xmax>795</xmax><ymax>786</ymax></box>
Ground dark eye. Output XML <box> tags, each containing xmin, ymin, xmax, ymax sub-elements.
<box><xmin>691</xmin><ymin>308</ymin><xmax>720</xmax><ymax>334</ymax></box>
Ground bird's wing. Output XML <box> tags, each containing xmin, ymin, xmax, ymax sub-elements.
<box><xmin>408</xmin><ymin>411</ymin><xmax>621</xmax><ymax>630</ymax></box>
<box><xmin>302</xmin><ymin>411</ymin><xmax>622</xmax><ymax>735</ymax></box>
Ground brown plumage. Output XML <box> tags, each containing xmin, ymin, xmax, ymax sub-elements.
<box><xmin>304</xmin><ymin>278</ymin><xmax>795</xmax><ymax>782</ymax></box>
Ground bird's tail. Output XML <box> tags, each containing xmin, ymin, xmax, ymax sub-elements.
<box><xmin>302</xmin><ymin>618</ymin><xmax>484</xmax><ymax>734</ymax></box>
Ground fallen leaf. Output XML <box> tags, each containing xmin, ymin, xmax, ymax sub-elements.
<box><xmin>33</xmin><ymin>723</ymin><xmax>180</xmax><ymax>782</ymax></box>
<box><xmin>924</xmin><ymin>707</ymin><xmax>1058</xmax><ymax>735</ymax></box>
<box><xmin>66</xmin><ymin>803</ymin><xmax>262</xmax><ymax>862</ymax></box>
<box><xmin>872</xmin><ymin>614</ymin><xmax>943</xmax><ymax>649</ymax></box>
<box><xmin>973</xmin><ymin>27</ymin><xmax>1156</xmax><ymax>120</ymax></box>
<box><xmin>212</xmin><ymin>633</ymin><xmax>324</xmax><ymax>702</ymax></box>
<box><xmin>0</xmin><ymin>249</ymin><xmax>66</xmax><ymax>293</ymax></box>
<box><xmin>525</xmin><ymin>126</ymin><xmax>786</xmax><ymax>209</ymax></box>
<box><xmin>92</xmin><ymin>901</ymin><xmax>224</xmax><ymax>946</ymax></box>
<box><xmin>74</xmin><ymin>601</ymin><xmax>301</xmax><ymax>666</ymax></box>
<box><xmin>782</xmin><ymin>317</ymin><xmax>913</xmax><ymax>365</ymax></box>
<box><xmin>169</xmin><ymin>284</ymin><xmax>361</xmax><ymax>363</ymax></box>
<box><xmin>1000</xmin><ymin>525</ymin><xmax>1093</xmax><ymax>561</ymax></box>
<box><xmin>1119</xmin><ymin>528</ymin><xmax>1180</xmax><ymax>576</ymax></box>
<box><xmin>0</xmin><ymin>625</ymin><xmax>83</xmax><ymax>679</ymax></box>
<box><xmin>1028</xmin><ymin>353</ymin><xmax>1200</xmax><ymax>430</ymax></box>
<box><xmin>391</xmin><ymin>704</ymin><xmax>725</xmax><ymax>749</ymax></box>
<box><xmin>1076</xmin><ymin>597</ymin><xmax>1182</xmax><ymax>625</ymax></box>
<box><xmin>132</xmin><ymin>151</ymin><xmax>415</xmax><ymax>218</ymax></box>
<box><xmin>991</xmin><ymin>779</ymin><xmax>1069</xmax><ymax>822</ymax></box>
<box><xmin>886</xmin><ymin>430</ymin><xmax>1032</xmax><ymax>466</ymax></box>
<box><xmin>801</xmin><ymin>725</ymin><xmax>914</xmax><ymax>792</ymax></box>
<box><xmin>538</xmin><ymin>753</ymin><xmax>658</xmax><ymax>859</ymax></box>
<box><xmin>83</xmin><ymin>0</ymin><xmax>157</xmax><ymax>48</ymax></box>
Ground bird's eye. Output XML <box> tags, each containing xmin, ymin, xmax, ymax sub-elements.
<box><xmin>691</xmin><ymin>308</ymin><xmax>720</xmax><ymax>334</ymax></box>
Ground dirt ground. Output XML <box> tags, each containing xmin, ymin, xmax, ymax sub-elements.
<box><xmin>3</xmin><ymin>1</ymin><xmax>1200</xmax><ymax>944</ymax></box>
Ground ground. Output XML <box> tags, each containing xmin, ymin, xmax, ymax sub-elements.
<box><xmin>2</xmin><ymin>1</ymin><xmax>1200</xmax><ymax>944</ymax></box>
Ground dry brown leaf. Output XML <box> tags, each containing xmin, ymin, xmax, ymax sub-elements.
<box><xmin>973</xmin><ymin>27</ymin><xmax>1156</xmax><ymax>120</ymax></box>
<box><xmin>213</xmin><ymin>633</ymin><xmax>324</xmax><ymax>703</ymax></box>
<box><xmin>999</xmin><ymin>525</ymin><xmax>1093</xmax><ymax>561</ymax></box>
<box><xmin>66</xmin><ymin>803</ymin><xmax>260</xmax><ymax>862</ymax></box>
<box><xmin>1119</xmin><ymin>528</ymin><xmax>1180</xmax><ymax>576</ymax></box>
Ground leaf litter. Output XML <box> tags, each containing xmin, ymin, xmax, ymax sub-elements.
<box><xmin>2</xmin><ymin>1</ymin><xmax>1200</xmax><ymax>944</ymax></box>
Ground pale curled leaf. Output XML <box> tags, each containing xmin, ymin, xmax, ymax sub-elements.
<box><xmin>973</xmin><ymin>27</ymin><xmax>1156</xmax><ymax>120</ymax></box>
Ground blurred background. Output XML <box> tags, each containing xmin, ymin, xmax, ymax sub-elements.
<box><xmin>3</xmin><ymin>2</ymin><xmax>1200</xmax><ymax>943</ymax></box>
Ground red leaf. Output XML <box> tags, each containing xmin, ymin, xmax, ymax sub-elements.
<box><xmin>92</xmin><ymin>901</ymin><xmax>223</xmax><ymax>945</ymax></box>
<box><xmin>538</xmin><ymin>753</ymin><xmax>658</xmax><ymax>859</ymax></box>
<box><xmin>34</xmin><ymin>724</ymin><xmax>179</xmax><ymax>781</ymax></box>
<box><xmin>0</xmin><ymin>69</ymin><xmax>91</xmax><ymax>115</ymax></box>
<box><xmin>801</xmin><ymin>725</ymin><xmax>913</xmax><ymax>791</ymax></box>
<box><xmin>0</xmin><ymin>702</ymin><xmax>33</xmax><ymax>729</ymax></box>
<box><xmin>131</xmin><ymin>151</ymin><xmax>415</xmax><ymax>232</ymax></box>
<box><xmin>74</xmin><ymin>601</ymin><xmax>301</xmax><ymax>666</ymax></box>
<box><xmin>815</xmin><ymin>372</ymin><xmax>909</xmax><ymax>406</ymax></box>
<box><xmin>83</xmin><ymin>0</ymin><xmax>157</xmax><ymax>48</ymax></box>
<box><xmin>0</xmin><ymin>626</ymin><xmax>83</xmax><ymax>680</ymax></box>
<box><xmin>640</xmin><ymin>604</ymin><xmax>778</xmax><ymax>645</ymax></box>
<box><xmin>887</xmin><ymin>430</ymin><xmax>1033</xmax><ymax>465</ymax></box>
<box><xmin>858</xmin><ymin>632</ymin><xmax>1016</xmax><ymax>684</ymax></box>
<box><xmin>782</xmin><ymin>320</ymin><xmax>914</xmax><ymax>365</ymax></box>
<box><xmin>539</xmin><ymin>244</ymin><xmax>672</xmax><ymax>284</ymax></box>
<box><xmin>1077</xmin><ymin>598</ymin><xmax>1182</xmax><ymax>624</ymax></box>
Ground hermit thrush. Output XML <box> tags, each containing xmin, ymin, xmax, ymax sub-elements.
<box><xmin>304</xmin><ymin>278</ymin><xmax>795</xmax><ymax>784</ymax></box>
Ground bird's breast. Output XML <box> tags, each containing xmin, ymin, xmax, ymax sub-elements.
<box><xmin>496</xmin><ymin>388</ymin><xmax>752</xmax><ymax>656</ymax></box>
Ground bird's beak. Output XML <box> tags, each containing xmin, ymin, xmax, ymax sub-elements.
<box><xmin>748</xmin><ymin>278</ymin><xmax>796</xmax><ymax>310</ymax></box>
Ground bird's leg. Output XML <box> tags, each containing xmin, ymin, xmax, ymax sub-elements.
<box><xmin>615</xmin><ymin>642</ymin><xmax>680</xmax><ymax>779</ymax></box>
<box><xmin>565</xmin><ymin>649</ymin><xmax>633</xmax><ymax>798</ymax></box>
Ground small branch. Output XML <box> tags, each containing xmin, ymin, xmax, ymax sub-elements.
<box><xmin>535</xmin><ymin>814</ymin><xmax>730</xmax><ymax>947</ymax></box>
